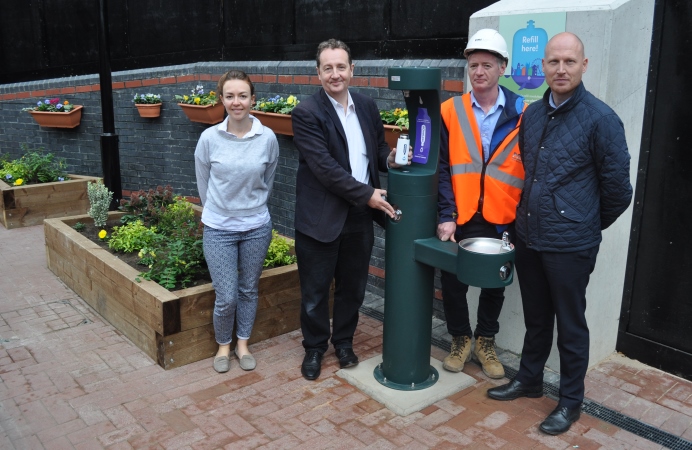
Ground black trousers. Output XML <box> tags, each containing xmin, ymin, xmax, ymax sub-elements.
<box><xmin>514</xmin><ymin>236</ymin><xmax>599</xmax><ymax>409</ymax></box>
<box><xmin>441</xmin><ymin>214</ymin><xmax>512</xmax><ymax>338</ymax></box>
<box><xmin>295</xmin><ymin>205</ymin><xmax>374</xmax><ymax>354</ymax></box>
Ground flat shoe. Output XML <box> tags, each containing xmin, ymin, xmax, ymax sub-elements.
<box><xmin>235</xmin><ymin>349</ymin><xmax>256</xmax><ymax>371</ymax></box>
<box><xmin>213</xmin><ymin>355</ymin><xmax>230</xmax><ymax>373</ymax></box>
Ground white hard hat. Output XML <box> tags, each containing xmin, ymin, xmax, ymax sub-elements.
<box><xmin>464</xmin><ymin>28</ymin><xmax>509</xmax><ymax>60</ymax></box>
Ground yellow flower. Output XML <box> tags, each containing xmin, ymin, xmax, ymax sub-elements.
<box><xmin>98</xmin><ymin>230</ymin><xmax>107</xmax><ymax>239</ymax></box>
<box><xmin>183</xmin><ymin>95</ymin><xmax>189</xmax><ymax>101</ymax></box>
<box><xmin>194</xmin><ymin>97</ymin><xmax>201</xmax><ymax>105</ymax></box>
<box><xmin>63</xmin><ymin>101</ymin><xmax>69</xmax><ymax>105</ymax></box>
<box><xmin>209</xmin><ymin>91</ymin><xmax>216</xmax><ymax>97</ymax></box>
<box><xmin>138</xmin><ymin>250</ymin><xmax>144</xmax><ymax>258</ymax></box>
<box><xmin>260</xmin><ymin>102</ymin><xmax>266</xmax><ymax>108</ymax></box>
<box><xmin>287</xmin><ymin>95</ymin><xmax>296</xmax><ymax>105</ymax></box>
<box><xmin>14</xmin><ymin>178</ymin><xmax>24</xmax><ymax>186</ymax></box>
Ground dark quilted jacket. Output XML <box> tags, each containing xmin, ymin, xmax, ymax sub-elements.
<box><xmin>516</xmin><ymin>82</ymin><xmax>632</xmax><ymax>252</ymax></box>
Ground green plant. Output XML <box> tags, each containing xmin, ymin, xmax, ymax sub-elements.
<box><xmin>118</xmin><ymin>185</ymin><xmax>175</xmax><ymax>226</ymax></box>
<box><xmin>0</xmin><ymin>144</ymin><xmax>69</xmax><ymax>186</ymax></box>
<box><xmin>380</xmin><ymin>107</ymin><xmax>409</xmax><ymax>130</ymax></box>
<box><xmin>87</xmin><ymin>180</ymin><xmax>113</xmax><ymax>228</ymax></box>
<box><xmin>0</xmin><ymin>152</ymin><xmax>11</xmax><ymax>169</ymax></box>
<box><xmin>133</xmin><ymin>93</ymin><xmax>162</xmax><ymax>104</ymax></box>
<box><xmin>108</xmin><ymin>220</ymin><xmax>158</xmax><ymax>253</ymax></box>
<box><xmin>73</xmin><ymin>222</ymin><xmax>85</xmax><ymax>231</ymax></box>
<box><xmin>138</xmin><ymin>221</ymin><xmax>205</xmax><ymax>290</ymax></box>
<box><xmin>264</xmin><ymin>230</ymin><xmax>297</xmax><ymax>268</ymax></box>
<box><xmin>174</xmin><ymin>85</ymin><xmax>218</xmax><ymax>106</ymax></box>
<box><xmin>22</xmin><ymin>98</ymin><xmax>76</xmax><ymax>112</ymax></box>
<box><xmin>156</xmin><ymin>197</ymin><xmax>196</xmax><ymax>234</ymax></box>
<box><xmin>253</xmin><ymin>95</ymin><xmax>299</xmax><ymax>115</ymax></box>
<box><xmin>114</xmin><ymin>186</ymin><xmax>295</xmax><ymax>290</ymax></box>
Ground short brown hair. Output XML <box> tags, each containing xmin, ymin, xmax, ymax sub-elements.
<box><xmin>216</xmin><ymin>69</ymin><xmax>254</xmax><ymax>97</ymax></box>
<box><xmin>316</xmin><ymin>39</ymin><xmax>352</xmax><ymax>68</ymax></box>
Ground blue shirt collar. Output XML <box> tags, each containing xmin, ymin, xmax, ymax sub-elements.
<box><xmin>470</xmin><ymin>87</ymin><xmax>505</xmax><ymax>114</ymax></box>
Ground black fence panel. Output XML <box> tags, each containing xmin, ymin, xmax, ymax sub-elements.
<box><xmin>0</xmin><ymin>0</ymin><xmax>494</xmax><ymax>84</ymax></box>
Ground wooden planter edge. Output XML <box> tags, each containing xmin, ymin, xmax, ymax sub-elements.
<box><xmin>44</xmin><ymin>211</ymin><xmax>308</xmax><ymax>369</ymax></box>
<box><xmin>0</xmin><ymin>174</ymin><xmax>101</xmax><ymax>229</ymax></box>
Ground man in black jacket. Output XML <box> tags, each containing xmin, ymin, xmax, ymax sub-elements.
<box><xmin>291</xmin><ymin>39</ymin><xmax>408</xmax><ymax>381</ymax></box>
<box><xmin>486</xmin><ymin>32</ymin><xmax>632</xmax><ymax>435</ymax></box>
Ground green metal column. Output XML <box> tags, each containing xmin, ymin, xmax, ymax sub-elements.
<box><xmin>374</xmin><ymin>68</ymin><xmax>442</xmax><ymax>390</ymax></box>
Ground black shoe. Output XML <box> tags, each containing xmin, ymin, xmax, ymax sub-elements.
<box><xmin>487</xmin><ymin>379</ymin><xmax>543</xmax><ymax>401</ymax></box>
<box><xmin>301</xmin><ymin>350</ymin><xmax>322</xmax><ymax>380</ymax></box>
<box><xmin>539</xmin><ymin>405</ymin><xmax>581</xmax><ymax>435</ymax></box>
<box><xmin>335</xmin><ymin>348</ymin><xmax>359</xmax><ymax>368</ymax></box>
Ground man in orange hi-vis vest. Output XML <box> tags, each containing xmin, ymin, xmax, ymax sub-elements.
<box><xmin>437</xmin><ymin>29</ymin><xmax>526</xmax><ymax>379</ymax></box>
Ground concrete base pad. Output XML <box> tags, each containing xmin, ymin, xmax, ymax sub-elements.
<box><xmin>336</xmin><ymin>354</ymin><xmax>476</xmax><ymax>416</ymax></box>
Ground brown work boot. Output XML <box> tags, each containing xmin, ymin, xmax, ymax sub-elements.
<box><xmin>443</xmin><ymin>335</ymin><xmax>472</xmax><ymax>372</ymax></box>
<box><xmin>473</xmin><ymin>335</ymin><xmax>505</xmax><ymax>379</ymax></box>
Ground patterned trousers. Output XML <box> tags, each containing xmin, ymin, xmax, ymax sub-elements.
<box><xmin>203</xmin><ymin>221</ymin><xmax>272</xmax><ymax>345</ymax></box>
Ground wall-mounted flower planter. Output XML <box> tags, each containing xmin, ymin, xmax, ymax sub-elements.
<box><xmin>178</xmin><ymin>103</ymin><xmax>224</xmax><ymax>124</ymax></box>
<box><xmin>383</xmin><ymin>124</ymin><xmax>408</xmax><ymax>150</ymax></box>
<box><xmin>0</xmin><ymin>174</ymin><xmax>101</xmax><ymax>229</ymax></box>
<box><xmin>252</xmin><ymin>111</ymin><xmax>294</xmax><ymax>136</ymax></box>
<box><xmin>135</xmin><ymin>103</ymin><xmax>162</xmax><ymax>118</ymax></box>
<box><xmin>28</xmin><ymin>105</ymin><xmax>83</xmax><ymax>128</ymax></box>
<box><xmin>44</xmin><ymin>211</ymin><xmax>331</xmax><ymax>369</ymax></box>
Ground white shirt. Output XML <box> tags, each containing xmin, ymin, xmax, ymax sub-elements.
<box><xmin>325</xmin><ymin>91</ymin><xmax>370</xmax><ymax>185</ymax></box>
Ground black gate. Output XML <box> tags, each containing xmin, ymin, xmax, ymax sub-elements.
<box><xmin>617</xmin><ymin>0</ymin><xmax>692</xmax><ymax>380</ymax></box>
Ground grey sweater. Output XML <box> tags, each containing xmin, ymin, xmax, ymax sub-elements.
<box><xmin>194</xmin><ymin>124</ymin><xmax>279</xmax><ymax>218</ymax></box>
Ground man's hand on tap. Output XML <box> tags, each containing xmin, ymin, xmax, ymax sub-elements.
<box><xmin>368</xmin><ymin>189</ymin><xmax>396</xmax><ymax>219</ymax></box>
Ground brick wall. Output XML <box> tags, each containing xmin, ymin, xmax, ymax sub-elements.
<box><xmin>0</xmin><ymin>59</ymin><xmax>466</xmax><ymax>317</ymax></box>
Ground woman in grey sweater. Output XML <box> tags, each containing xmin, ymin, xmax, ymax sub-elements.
<box><xmin>194</xmin><ymin>70</ymin><xmax>279</xmax><ymax>373</ymax></box>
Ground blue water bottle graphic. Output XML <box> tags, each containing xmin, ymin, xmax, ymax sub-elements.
<box><xmin>510</xmin><ymin>20</ymin><xmax>548</xmax><ymax>90</ymax></box>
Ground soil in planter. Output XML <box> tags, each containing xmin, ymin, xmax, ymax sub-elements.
<box><xmin>76</xmin><ymin>219</ymin><xmax>212</xmax><ymax>291</ymax></box>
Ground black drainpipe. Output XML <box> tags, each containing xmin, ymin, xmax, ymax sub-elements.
<box><xmin>97</xmin><ymin>0</ymin><xmax>123</xmax><ymax>210</ymax></box>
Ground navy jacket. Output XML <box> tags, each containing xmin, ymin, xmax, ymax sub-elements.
<box><xmin>516</xmin><ymin>82</ymin><xmax>632</xmax><ymax>252</ymax></box>
<box><xmin>292</xmin><ymin>89</ymin><xmax>391</xmax><ymax>242</ymax></box>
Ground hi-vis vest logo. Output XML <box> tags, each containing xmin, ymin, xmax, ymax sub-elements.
<box><xmin>512</xmin><ymin>152</ymin><xmax>522</xmax><ymax>163</ymax></box>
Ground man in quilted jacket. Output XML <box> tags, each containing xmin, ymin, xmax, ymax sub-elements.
<box><xmin>486</xmin><ymin>32</ymin><xmax>633</xmax><ymax>436</ymax></box>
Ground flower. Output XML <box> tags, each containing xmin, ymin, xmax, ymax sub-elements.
<box><xmin>253</xmin><ymin>95</ymin><xmax>300</xmax><ymax>115</ymax></box>
<box><xmin>380</xmin><ymin>107</ymin><xmax>409</xmax><ymax>130</ymax></box>
<box><xmin>58</xmin><ymin>177</ymin><xmax>65</xmax><ymax>181</ymax></box>
<box><xmin>133</xmin><ymin>93</ymin><xmax>162</xmax><ymax>104</ymax></box>
<box><xmin>14</xmin><ymin>178</ymin><xmax>24</xmax><ymax>186</ymax></box>
<box><xmin>5</xmin><ymin>174</ymin><xmax>11</xmax><ymax>180</ymax></box>
<box><xmin>175</xmin><ymin>85</ymin><xmax>218</xmax><ymax>106</ymax></box>
<box><xmin>98</xmin><ymin>230</ymin><xmax>108</xmax><ymax>239</ymax></box>
<box><xmin>22</xmin><ymin>98</ymin><xmax>76</xmax><ymax>113</ymax></box>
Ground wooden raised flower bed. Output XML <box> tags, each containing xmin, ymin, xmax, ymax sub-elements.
<box><xmin>0</xmin><ymin>174</ymin><xmax>101</xmax><ymax>229</ymax></box>
<box><xmin>44</xmin><ymin>211</ymin><xmax>326</xmax><ymax>369</ymax></box>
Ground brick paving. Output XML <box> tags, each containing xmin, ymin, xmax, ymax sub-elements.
<box><xmin>1</xmin><ymin>223</ymin><xmax>692</xmax><ymax>449</ymax></box>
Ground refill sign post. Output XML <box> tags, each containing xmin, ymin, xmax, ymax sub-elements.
<box><xmin>498</xmin><ymin>13</ymin><xmax>566</xmax><ymax>104</ymax></box>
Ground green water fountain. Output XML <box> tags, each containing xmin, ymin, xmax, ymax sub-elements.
<box><xmin>374</xmin><ymin>67</ymin><xmax>515</xmax><ymax>391</ymax></box>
